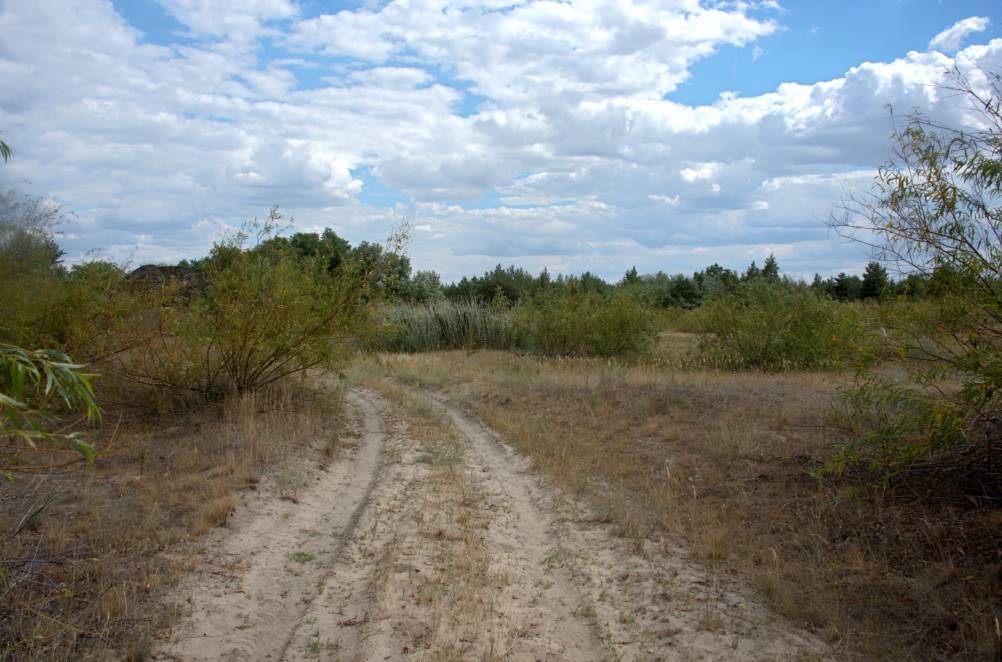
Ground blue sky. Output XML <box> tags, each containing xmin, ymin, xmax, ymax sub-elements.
<box><xmin>1</xmin><ymin>0</ymin><xmax>1000</xmax><ymax>282</ymax></box>
<box><xmin>672</xmin><ymin>1</ymin><xmax>1000</xmax><ymax>104</ymax></box>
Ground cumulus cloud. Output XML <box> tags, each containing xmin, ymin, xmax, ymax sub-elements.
<box><xmin>929</xmin><ymin>16</ymin><xmax>990</xmax><ymax>53</ymax></box>
<box><xmin>159</xmin><ymin>0</ymin><xmax>299</xmax><ymax>38</ymax></box>
<box><xmin>0</xmin><ymin>0</ymin><xmax>1001</xmax><ymax>281</ymax></box>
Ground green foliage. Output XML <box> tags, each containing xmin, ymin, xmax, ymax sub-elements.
<box><xmin>0</xmin><ymin>343</ymin><xmax>100</xmax><ymax>479</ymax></box>
<box><xmin>444</xmin><ymin>263</ymin><xmax>540</xmax><ymax>305</ymax></box>
<box><xmin>368</xmin><ymin>286</ymin><xmax>657</xmax><ymax>358</ymax></box>
<box><xmin>350</xmin><ymin>240</ymin><xmax>412</xmax><ymax>299</ymax></box>
<box><xmin>860</xmin><ymin>261</ymin><xmax>889</xmax><ymax>300</ymax></box>
<box><xmin>201</xmin><ymin>220</ymin><xmax>367</xmax><ymax>394</ymax></box>
<box><xmin>513</xmin><ymin>289</ymin><xmax>657</xmax><ymax>357</ymax></box>
<box><xmin>631</xmin><ymin>271</ymin><xmax>702</xmax><ymax>309</ymax></box>
<box><xmin>825</xmin><ymin>68</ymin><xmax>1002</xmax><ymax>486</ymax></box>
<box><xmin>833</xmin><ymin>272</ymin><xmax>863</xmax><ymax>301</ymax></box>
<box><xmin>77</xmin><ymin>208</ymin><xmax>370</xmax><ymax>406</ymax></box>
<box><xmin>366</xmin><ymin>299</ymin><xmax>517</xmax><ymax>353</ymax></box>
<box><xmin>402</xmin><ymin>270</ymin><xmax>444</xmax><ymax>303</ymax></box>
<box><xmin>693</xmin><ymin>263</ymin><xmax>740</xmax><ymax>301</ymax></box>
<box><xmin>0</xmin><ymin>187</ymin><xmax>72</xmax><ymax>347</ymax></box>
<box><xmin>761</xmin><ymin>254</ymin><xmax>781</xmax><ymax>284</ymax></box>
<box><xmin>688</xmin><ymin>279</ymin><xmax>865</xmax><ymax>370</ymax></box>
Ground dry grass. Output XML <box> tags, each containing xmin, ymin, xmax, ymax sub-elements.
<box><xmin>361</xmin><ymin>350</ymin><xmax>1002</xmax><ymax>661</ymax></box>
<box><xmin>0</xmin><ymin>379</ymin><xmax>346</xmax><ymax>660</ymax></box>
<box><xmin>366</xmin><ymin>382</ymin><xmax>509</xmax><ymax>661</ymax></box>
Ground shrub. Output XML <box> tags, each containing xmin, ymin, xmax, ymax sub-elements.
<box><xmin>74</xmin><ymin>209</ymin><xmax>371</xmax><ymax>408</ymax></box>
<box><xmin>513</xmin><ymin>290</ymin><xmax>657</xmax><ymax>357</ymax></box>
<box><xmin>0</xmin><ymin>188</ymin><xmax>72</xmax><ymax>348</ymax></box>
<box><xmin>824</xmin><ymin>68</ymin><xmax>1002</xmax><ymax>487</ymax></box>
<box><xmin>688</xmin><ymin>280</ymin><xmax>865</xmax><ymax>370</ymax></box>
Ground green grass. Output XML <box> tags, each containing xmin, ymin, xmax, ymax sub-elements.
<box><xmin>365</xmin><ymin>299</ymin><xmax>518</xmax><ymax>353</ymax></box>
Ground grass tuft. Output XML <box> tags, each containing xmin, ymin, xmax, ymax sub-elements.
<box><xmin>366</xmin><ymin>349</ymin><xmax>1002</xmax><ymax>660</ymax></box>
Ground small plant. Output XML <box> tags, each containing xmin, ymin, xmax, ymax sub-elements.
<box><xmin>288</xmin><ymin>551</ymin><xmax>315</xmax><ymax>564</ymax></box>
<box><xmin>540</xmin><ymin>549</ymin><xmax>563</xmax><ymax>574</ymax></box>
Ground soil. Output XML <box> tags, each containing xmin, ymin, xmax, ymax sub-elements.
<box><xmin>153</xmin><ymin>386</ymin><xmax>835</xmax><ymax>661</ymax></box>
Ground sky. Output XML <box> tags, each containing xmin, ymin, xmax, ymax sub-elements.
<box><xmin>1</xmin><ymin>0</ymin><xmax>1001</xmax><ymax>283</ymax></box>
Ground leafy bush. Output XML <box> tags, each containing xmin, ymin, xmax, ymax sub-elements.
<box><xmin>513</xmin><ymin>290</ymin><xmax>657</xmax><ymax>357</ymax></box>
<box><xmin>0</xmin><ymin>188</ymin><xmax>73</xmax><ymax>348</ymax></box>
<box><xmin>74</xmin><ymin>209</ymin><xmax>371</xmax><ymax>408</ymax></box>
<box><xmin>687</xmin><ymin>280</ymin><xmax>865</xmax><ymax>370</ymax></box>
<box><xmin>366</xmin><ymin>299</ymin><xmax>517</xmax><ymax>353</ymax></box>
<box><xmin>823</xmin><ymin>68</ymin><xmax>1002</xmax><ymax>487</ymax></box>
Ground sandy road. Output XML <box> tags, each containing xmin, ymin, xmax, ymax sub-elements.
<box><xmin>157</xmin><ymin>386</ymin><xmax>833</xmax><ymax>661</ymax></box>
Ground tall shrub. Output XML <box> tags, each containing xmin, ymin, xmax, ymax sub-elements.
<box><xmin>690</xmin><ymin>280</ymin><xmax>864</xmax><ymax>370</ymax></box>
<box><xmin>825</xmin><ymin>68</ymin><xmax>1002</xmax><ymax>486</ymax></box>
<box><xmin>514</xmin><ymin>290</ymin><xmax>657</xmax><ymax>357</ymax></box>
<box><xmin>77</xmin><ymin>209</ymin><xmax>371</xmax><ymax>406</ymax></box>
<box><xmin>0</xmin><ymin>188</ymin><xmax>72</xmax><ymax>348</ymax></box>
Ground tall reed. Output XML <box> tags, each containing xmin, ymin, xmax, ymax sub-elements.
<box><xmin>365</xmin><ymin>299</ymin><xmax>518</xmax><ymax>353</ymax></box>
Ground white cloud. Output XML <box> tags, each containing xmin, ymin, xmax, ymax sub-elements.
<box><xmin>159</xmin><ymin>0</ymin><xmax>299</xmax><ymax>38</ymax></box>
<box><xmin>0</xmin><ymin>1</ymin><xmax>1001</xmax><ymax>281</ymax></box>
<box><xmin>649</xmin><ymin>194</ymin><xmax>680</xmax><ymax>206</ymax></box>
<box><xmin>929</xmin><ymin>16</ymin><xmax>990</xmax><ymax>53</ymax></box>
<box><xmin>680</xmin><ymin>162</ymin><xmax>720</xmax><ymax>182</ymax></box>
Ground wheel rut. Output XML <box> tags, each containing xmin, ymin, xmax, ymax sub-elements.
<box><xmin>157</xmin><ymin>385</ymin><xmax>834</xmax><ymax>661</ymax></box>
<box><xmin>157</xmin><ymin>390</ymin><xmax>386</xmax><ymax>661</ymax></box>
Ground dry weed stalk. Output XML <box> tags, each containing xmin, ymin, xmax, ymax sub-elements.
<box><xmin>366</xmin><ymin>382</ymin><xmax>511</xmax><ymax>659</ymax></box>
<box><xmin>365</xmin><ymin>350</ymin><xmax>1002</xmax><ymax>660</ymax></box>
<box><xmin>0</xmin><ymin>378</ymin><xmax>345</xmax><ymax>659</ymax></box>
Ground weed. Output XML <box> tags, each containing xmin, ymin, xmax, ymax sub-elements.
<box><xmin>540</xmin><ymin>549</ymin><xmax>563</xmax><ymax>574</ymax></box>
<box><xmin>368</xmin><ymin>349</ymin><xmax>1002</xmax><ymax>660</ymax></box>
<box><xmin>289</xmin><ymin>551</ymin><xmax>316</xmax><ymax>564</ymax></box>
<box><xmin>302</xmin><ymin>628</ymin><xmax>337</xmax><ymax>658</ymax></box>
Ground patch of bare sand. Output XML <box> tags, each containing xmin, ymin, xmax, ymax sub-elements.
<box><xmin>157</xmin><ymin>386</ymin><xmax>835</xmax><ymax>661</ymax></box>
<box><xmin>154</xmin><ymin>390</ymin><xmax>385</xmax><ymax>661</ymax></box>
<box><xmin>441</xmin><ymin>393</ymin><xmax>834</xmax><ymax>661</ymax></box>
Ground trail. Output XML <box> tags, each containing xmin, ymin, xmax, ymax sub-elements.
<box><xmin>156</xmin><ymin>386</ymin><xmax>833</xmax><ymax>661</ymax></box>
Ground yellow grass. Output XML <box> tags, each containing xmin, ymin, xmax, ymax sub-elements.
<box><xmin>359</xmin><ymin>349</ymin><xmax>1002</xmax><ymax>660</ymax></box>
<box><xmin>0</xmin><ymin>379</ymin><xmax>346</xmax><ymax>660</ymax></box>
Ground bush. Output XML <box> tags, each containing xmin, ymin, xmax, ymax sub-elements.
<box><xmin>0</xmin><ymin>188</ymin><xmax>72</xmax><ymax>348</ymax></box>
<box><xmin>513</xmin><ymin>290</ymin><xmax>657</xmax><ymax>357</ymax></box>
<box><xmin>824</xmin><ymin>68</ymin><xmax>1002</xmax><ymax>487</ymax></box>
<box><xmin>688</xmin><ymin>280</ymin><xmax>865</xmax><ymax>370</ymax></box>
<box><xmin>74</xmin><ymin>209</ymin><xmax>370</xmax><ymax>408</ymax></box>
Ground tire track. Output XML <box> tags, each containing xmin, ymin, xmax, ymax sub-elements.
<box><xmin>286</xmin><ymin>385</ymin><xmax>614</xmax><ymax>661</ymax></box>
<box><xmin>158</xmin><ymin>390</ymin><xmax>386</xmax><ymax>662</ymax></box>
<box><xmin>428</xmin><ymin>387</ymin><xmax>835</xmax><ymax>661</ymax></box>
<box><xmin>159</xmin><ymin>385</ymin><xmax>833</xmax><ymax>661</ymax></box>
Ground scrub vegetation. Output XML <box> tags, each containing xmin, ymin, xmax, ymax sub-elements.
<box><xmin>2</xmin><ymin>68</ymin><xmax>1002</xmax><ymax>660</ymax></box>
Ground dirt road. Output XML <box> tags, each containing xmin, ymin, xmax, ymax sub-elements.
<box><xmin>156</xmin><ymin>386</ymin><xmax>833</xmax><ymax>661</ymax></box>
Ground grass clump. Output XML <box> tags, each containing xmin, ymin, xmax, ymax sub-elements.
<box><xmin>368</xmin><ymin>350</ymin><xmax>1002</xmax><ymax>660</ymax></box>
<box><xmin>366</xmin><ymin>299</ymin><xmax>517</xmax><ymax>353</ymax></box>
